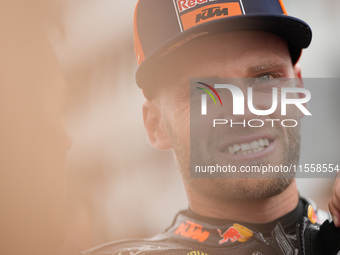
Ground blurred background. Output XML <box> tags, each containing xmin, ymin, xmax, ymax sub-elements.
<box><xmin>48</xmin><ymin>0</ymin><xmax>340</xmax><ymax>254</ymax></box>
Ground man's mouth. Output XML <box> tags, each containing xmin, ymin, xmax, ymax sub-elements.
<box><xmin>228</xmin><ymin>138</ymin><xmax>270</xmax><ymax>155</ymax></box>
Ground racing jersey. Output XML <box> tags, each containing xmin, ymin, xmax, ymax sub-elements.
<box><xmin>81</xmin><ymin>198</ymin><xmax>340</xmax><ymax>255</ymax></box>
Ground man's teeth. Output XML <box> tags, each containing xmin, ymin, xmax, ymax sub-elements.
<box><xmin>228</xmin><ymin>138</ymin><xmax>270</xmax><ymax>155</ymax></box>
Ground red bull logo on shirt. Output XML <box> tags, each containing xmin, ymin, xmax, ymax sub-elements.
<box><xmin>217</xmin><ymin>224</ymin><xmax>253</xmax><ymax>244</ymax></box>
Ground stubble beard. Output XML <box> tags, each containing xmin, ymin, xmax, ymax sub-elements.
<box><xmin>169</xmin><ymin>124</ymin><xmax>300</xmax><ymax>202</ymax></box>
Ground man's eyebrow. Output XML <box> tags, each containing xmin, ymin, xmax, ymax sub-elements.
<box><xmin>247</xmin><ymin>62</ymin><xmax>290</xmax><ymax>74</ymax></box>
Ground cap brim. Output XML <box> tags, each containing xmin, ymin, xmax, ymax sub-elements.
<box><xmin>136</xmin><ymin>14</ymin><xmax>312</xmax><ymax>91</ymax></box>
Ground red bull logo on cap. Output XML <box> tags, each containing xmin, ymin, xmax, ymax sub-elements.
<box><xmin>217</xmin><ymin>224</ymin><xmax>253</xmax><ymax>244</ymax></box>
<box><xmin>176</xmin><ymin>0</ymin><xmax>217</xmax><ymax>13</ymax></box>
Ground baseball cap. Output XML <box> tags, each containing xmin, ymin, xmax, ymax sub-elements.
<box><xmin>134</xmin><ymin>0</ymin><xmax>312</xmax><ymax>93</ymax></box>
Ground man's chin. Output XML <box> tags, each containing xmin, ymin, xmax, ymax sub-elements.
<box><xmin>189</xmin><ymin>177</ymin><xmax>294</xmax><ymax>201</ymax></box>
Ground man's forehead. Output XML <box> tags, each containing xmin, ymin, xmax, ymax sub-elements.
<box><xmin>162</xmin><ymin>36</ymin><xmax>289</xmax><ymax>73</ymax></box>
<box><xmin>188</xmin><ymin>31</ymin><xmax>284</xmax><ymax>50</ymax></box>
<box><xmin>160</xmin><ymin>31</ymin><xmax>289</xmax><ymax>66</ymax></box>
<box><xmin>149</xmin><ymin>31</ymin><xmax>293</xmax><ymax>100</ymax></box>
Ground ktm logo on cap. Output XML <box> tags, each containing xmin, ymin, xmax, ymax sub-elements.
<box><xmin>175</xmin><ymin>1</ymin><xmax>243</xmax><ymax>31</ymax></box>
<box><xmin>195</xmin><ymin>6</ymin><xmax>229</xmax><ymax>23</ymax></box>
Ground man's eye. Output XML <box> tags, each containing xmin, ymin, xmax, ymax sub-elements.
<box><xmin>256</xmin><ymin>74</ymin><xmax>272</xmax><ymax>82</ymax></box>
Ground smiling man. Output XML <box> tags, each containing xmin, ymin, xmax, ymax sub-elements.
<box><xmin>82</xmin><ymin>0</ymin><xmax>340</xmax><ymax>254</ymax></box>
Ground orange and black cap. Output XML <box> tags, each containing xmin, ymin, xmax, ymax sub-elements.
<box><xmin>134</xmin><ymin>0</ymin><xmax>312</xmax><ymax>93</ymax></box>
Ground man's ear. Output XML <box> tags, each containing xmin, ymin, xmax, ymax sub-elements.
<box><xmin>293</xmin><ymin>64</ymin><xmax>308</xmax><ymax>117</ymax></box>
<box><xmin>143</xmin><ymin>100</ymin><xmax>172</xmax><ymax>150</ymax></box>
<box><xmin>293</xmin><ymin>64</ymin><xmax>302</xmax><ymax>82</ymax></box>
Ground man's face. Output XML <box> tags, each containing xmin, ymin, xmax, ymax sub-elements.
<box><xmin>145</xmin><ymin>31</ymin><xmax>302</xmax><ymax>201</ymax></box>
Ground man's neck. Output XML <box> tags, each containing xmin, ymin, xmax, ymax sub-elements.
<box><xmin>187</xmin><ymin>181</ymin><xmax>299</xmax><ymax>224</ymax></box>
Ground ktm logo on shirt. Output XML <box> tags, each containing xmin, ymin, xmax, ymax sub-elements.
<box><xmin>175</xmin><ymin>220</ymin><xmax>210</xmax><ymax>242</ymax></box>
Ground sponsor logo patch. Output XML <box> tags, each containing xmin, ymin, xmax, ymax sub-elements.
<box><xmin>174</xmin><ymin>220</ymin><xmax>210</xmax><ymax>242</ymax></box>
<box><xmin>187</xmin><ymin>251</ymin><xmax>209</xmax><ymax>255</ymax></box>
<box><xmin>217</xmin><ymin>224</ymin><xmax>253</xmax><ymax>244</ymax></box>
<box><xmin>176</xmin><ymin>0</ymin><xmax>215</xmax><ymax>13</ymax></box>
<box><xmin>307</xmin><ymin>204</ymin><xmax>318</xmax><ymax>224</ymax></box>
<box><xmin>174</xmin><ymin>0</ymin><xmax>243</xmax><ymax>31</ymax></box>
